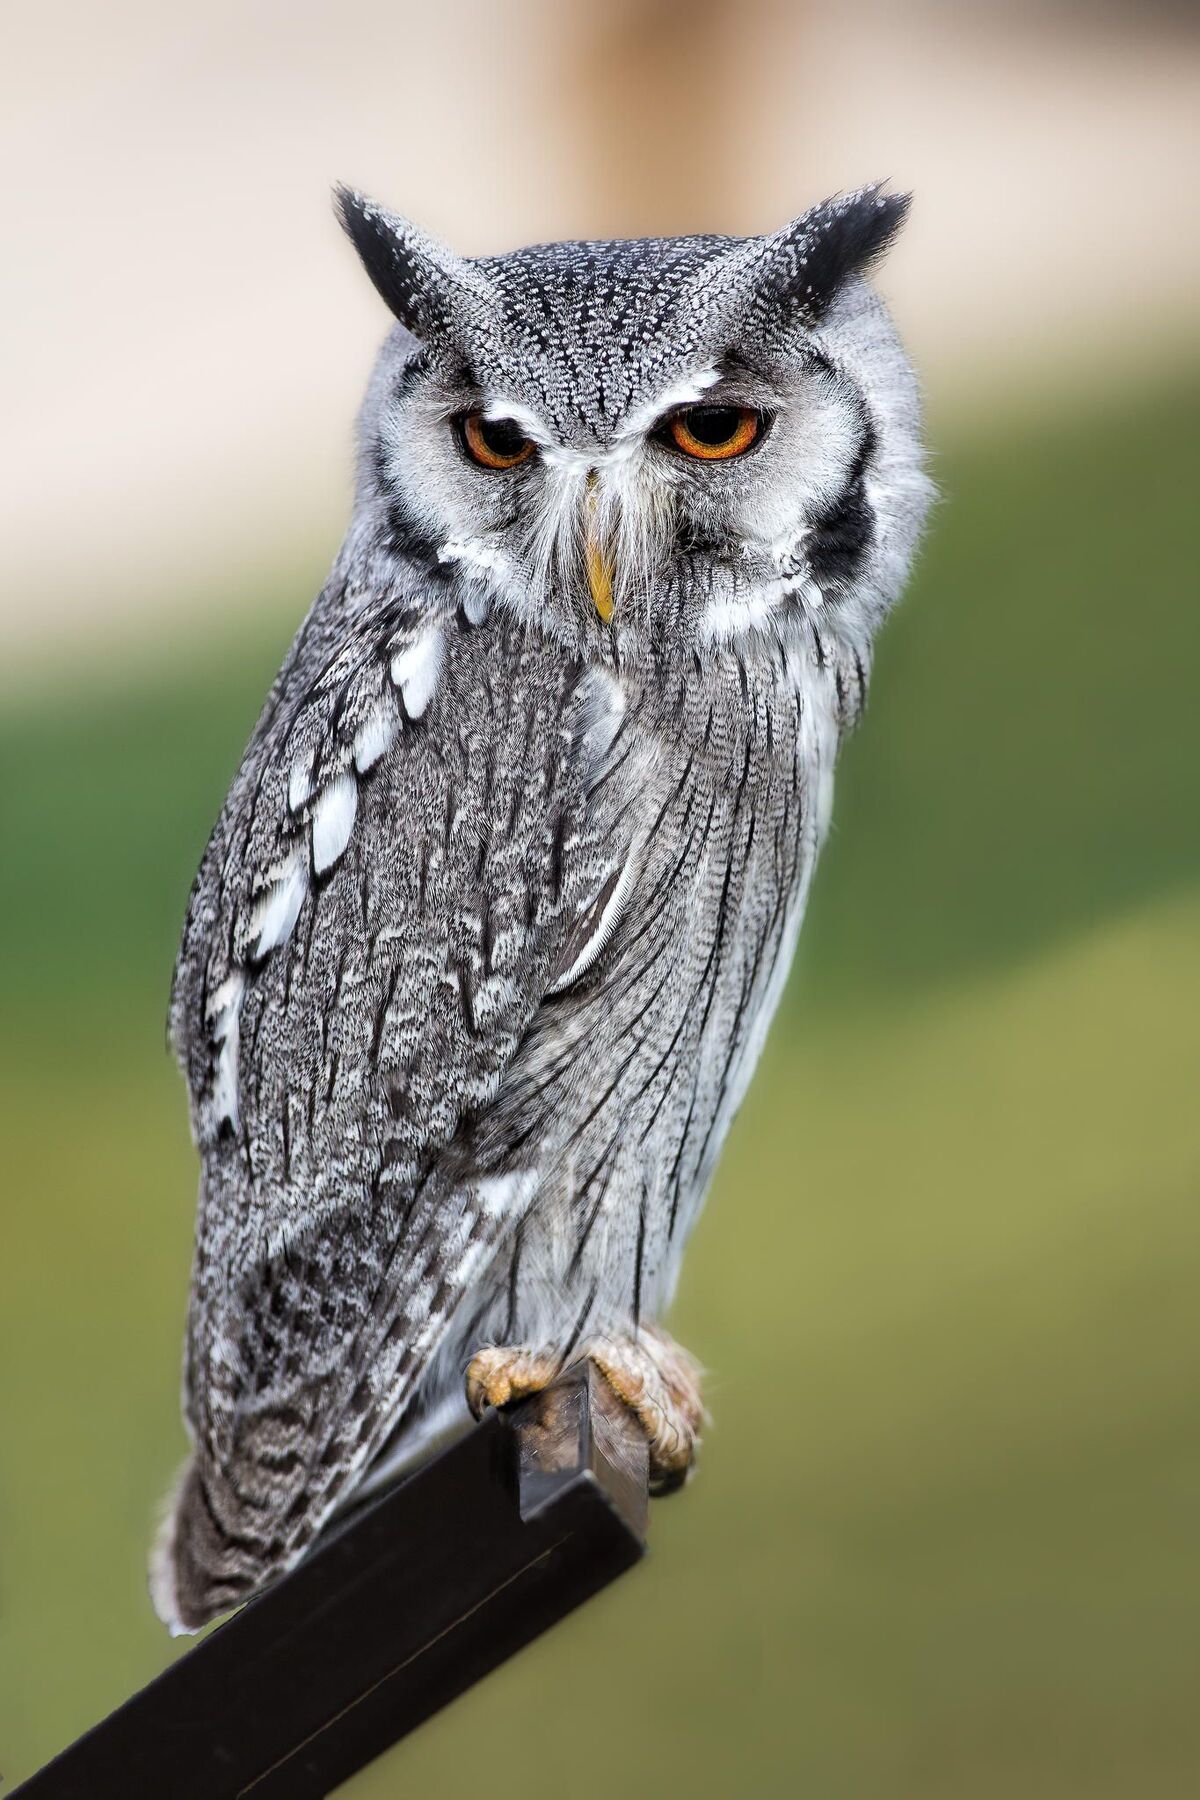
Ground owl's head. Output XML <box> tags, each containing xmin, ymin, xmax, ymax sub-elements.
<box><xmin>338</xmin><ymin>186</ymin><xmax>929</xmax><ymax>659</ymax></box>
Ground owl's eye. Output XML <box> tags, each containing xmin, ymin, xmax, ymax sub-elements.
<box><xmin>460</xmin><ymin>412</ymin><xmax>536</xmax><ymax>470</ymax></box>
<box><xmin>665</xmin><ymin>404</ymin><xmax>763</xmax><ymax>461</ymax></box>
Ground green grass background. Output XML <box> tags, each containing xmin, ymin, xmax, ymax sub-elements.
<box><xmin>1</xmin><ymin>373</ymin><xmax>1198</xmax><ymax>1795</ymax></box>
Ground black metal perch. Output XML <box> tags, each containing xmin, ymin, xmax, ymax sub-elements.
<box><xmin>14</xmin><ymin>1364</ymin><xmax>649</xmax><ymax>1799</ymax></box>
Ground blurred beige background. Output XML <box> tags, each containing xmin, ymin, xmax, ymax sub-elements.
<box><xmin>4</xmin><ymin>7</ymin><xmax>1200</xmax><ymax>1796</ymax></box>
<box><xmin>2</xmin><ymin>0</ymin><xmax>1197</xmax><ymax>669</ymax></box>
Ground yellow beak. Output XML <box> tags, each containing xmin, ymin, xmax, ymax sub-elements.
<box><xmin>584</xmin><ymin>475</ymin><xmax>615</xmax><ymax>623</ymax></box>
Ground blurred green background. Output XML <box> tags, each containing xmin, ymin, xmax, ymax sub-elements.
<box><xmin>3</xmin><ymin>2</ymin><xmax>1199</xmax><ymax>1795</ymax></box>
<box><xmin>4</xmin><ymin>371</ymin><xmax>1198</xmax><ymax>1795</ymax></box>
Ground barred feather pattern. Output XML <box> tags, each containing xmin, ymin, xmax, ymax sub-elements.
<box><xmin>154</xmin><ymin>185</ymin><xmax>929</xmax><ymax>1629</ymax></box>
<box><xmin>159</xmin><ymin>566</ymin><xmax>852</xmax><ymax>1625</ymax></box>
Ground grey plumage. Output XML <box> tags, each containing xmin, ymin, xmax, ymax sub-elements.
<box><xmin>152</xmin><ymin>183</ymin><xmax>931</xmax><ymax>1631</ymax></box>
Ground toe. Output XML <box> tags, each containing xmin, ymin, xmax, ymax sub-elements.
<box><xmin>465</xmin><ymin>1346</ymin><xmax>560</xmax><ymax>1419</ymax></box>
<box><xmin>585</xmin><ymin>1330</ymin><xmax>702</xmax><ymax>1488</ymax></box>
<box><xmin>465</xmin><ymin>1347</ymin><xmax>512</xmax><ymax>1417</ymax></box>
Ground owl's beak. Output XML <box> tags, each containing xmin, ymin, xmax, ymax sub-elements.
<box><xmin>584</xmin><ymin>475</ymin><xmax>615</xmax><ymax>623</ymax></box>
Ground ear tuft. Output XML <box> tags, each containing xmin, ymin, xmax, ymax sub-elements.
<box><xmin>335</xmin><ymin>185</ymin><xmax>433</xmax><ymax>335</ymax></box>
<box><xmin>766</xmin><ymin>184</ymin><xmax>911</xmax><ymax>323</ymax></box>
<box><xmin>334</xmin><ymin>185</ymin><xmax>492</xmax><ymax>346</ymax></box>
<box><xmin>336</xmin><ymin>185</ymin><xmax>403</xmax><ymax>320</ymax></box>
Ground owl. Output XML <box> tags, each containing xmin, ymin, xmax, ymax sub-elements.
<box><xmin>151</xmin><ymin>183</ymin><xmax>931</xmax><ymax>1632</ymax></box>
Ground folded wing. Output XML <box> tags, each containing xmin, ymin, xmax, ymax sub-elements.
<box><xmin>157</xmin><ymin>576</ymin><xmax>635</xmax><ymax>1629</ymax></box>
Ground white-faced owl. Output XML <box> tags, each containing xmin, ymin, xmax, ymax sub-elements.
<box><xmin>151</xmin><ymin>184</ymin><xmax>932</xmax><ymax>1632</ymax></box>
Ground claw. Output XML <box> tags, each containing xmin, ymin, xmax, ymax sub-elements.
<box><xmin>466</xmin><ymin>1329</ymin><xmax>703</xmax><ymax>1489</ymax></box>
<box><xmin>465</xmin><ymin>1345</ymin><xmax>560</xmax><ymax>1419</ymax></box>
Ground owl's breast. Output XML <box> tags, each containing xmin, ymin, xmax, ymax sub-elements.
<box><xmin>483</xmin><ymin>634</ymin><xmax>841</xmax><ymax>1329</ymax></box>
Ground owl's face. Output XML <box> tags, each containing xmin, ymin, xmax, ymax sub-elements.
<box><xmin>341</xmin><ymin>190</ymin><xmax>928</xmax><ymax>658</ymax></box>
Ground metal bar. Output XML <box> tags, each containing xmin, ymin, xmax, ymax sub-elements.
<box><xmin>15</xmin><ymin>1364</ymin><xmax>649</xmax><ymax>1800</ymax></box>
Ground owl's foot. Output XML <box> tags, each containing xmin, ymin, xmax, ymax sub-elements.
<box><xmin>465</xmin><ymin>1324</ymin><xmax>703</xmax><ymax>1494</ymax></box>
<box><xmin>465</xmin><ymin>1344</ymin><xmax>564</xmax><ymax>1416</ymax></box>
<box><xmin>587</xmin><ymin>1326</ymin><xmax>704</xmax><ymax>1493</ymax></box>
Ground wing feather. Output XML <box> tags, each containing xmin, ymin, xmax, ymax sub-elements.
<box><xmin>158</xmin><ymin>575</ymin><xmax>632</xmax><ymax>1629</ymax></box>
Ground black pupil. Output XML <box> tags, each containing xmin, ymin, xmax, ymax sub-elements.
<box><xmin>683</xmin><ymin>406</ymin><xmax>742</xmax><ymax>446</ymax></box>
<box><xmin>477</xmin><ymin>416</ymin><xmax>528</xmax><ymax>459</ymax></box>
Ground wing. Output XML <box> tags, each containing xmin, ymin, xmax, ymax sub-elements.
<box><xmin>157</xmin><ymin>569</ymin><xmax>636</xmax><ymax>1629</ymax></box>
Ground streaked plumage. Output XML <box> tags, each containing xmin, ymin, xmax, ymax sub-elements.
<box><xmin>152</xmin><ymin>183</ymin><xmax>931</xmax><ymax>1631</ymax></box>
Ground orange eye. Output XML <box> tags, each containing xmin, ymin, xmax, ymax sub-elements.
<box><xmin>461</xmin><ymin>412</ymin><xmax>535</xmax><ymax>470</ymax></box>
<box><xmin>667</xmin><ymin>404</ymin><xmax>762</xmax><ymax>460</ymax></box>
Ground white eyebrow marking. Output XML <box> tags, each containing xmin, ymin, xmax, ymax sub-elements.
<box><xmin>480</xmin><ymin>397</ymin><xmax>555</xmax><ymax>447</ymax></box>
<box><xmin>615</xmin><ymin>366</ymin><xmax>722</xmax><ymax>442</ymax></box>
<box><xmin>477</xmin><ymin>365</ymin><xmax>723</xmax><ymax>469</ymax></box>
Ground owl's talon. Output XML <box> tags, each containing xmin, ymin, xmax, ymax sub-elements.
<box><xmin>649</xmin><ymin>1464</ymin><xmax>690</xmax><ymax>1498</ymax></box>
<box><xmin>586</xmin><ymin>1326</ymin><xmax>703</xmax><ymax>1487</ymax></box>
<box><xmin>467</xmin><ymin>1327</ymin><xmax>703</xmax><ymax>1488</ymax></box>
<box><xmin>465</xmin><ymin>1345</ymin><xmax>563</xmax><ymax>1419</ymax></box>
